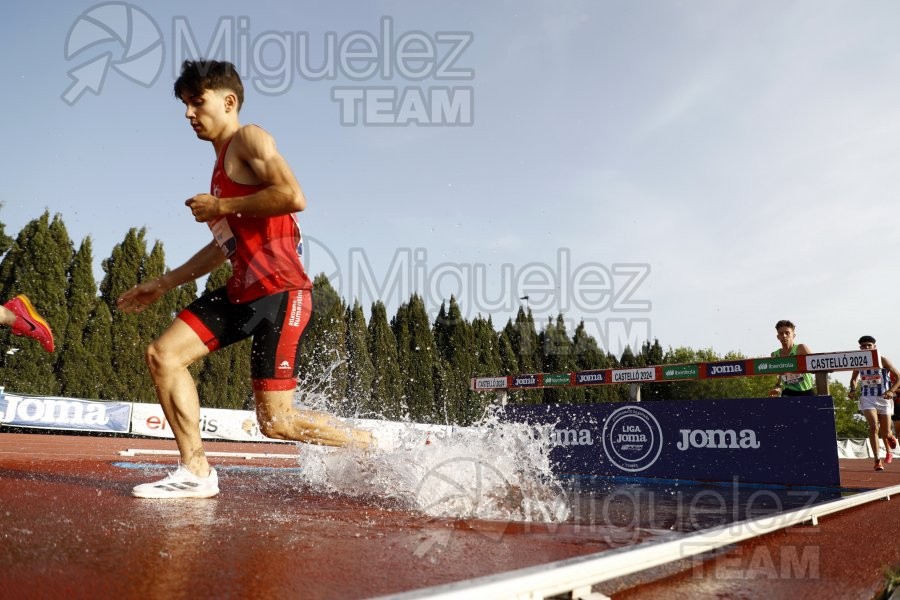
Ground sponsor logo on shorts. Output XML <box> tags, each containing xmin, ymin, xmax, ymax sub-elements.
<box><xmin>288</xmin><ymin>294</ymin><xmax>303</xmax><ymax>327</ymax></box>
<box><xmin>278</xmin><ymin>360</ymin><xmax>291</xmax><ymax>370</ymax></box>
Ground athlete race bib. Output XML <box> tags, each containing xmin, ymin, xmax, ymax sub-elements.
<box><xmin>210</xmin><ymin>217</ymin><xmax>237</xmax><ymax>258</ymax></box>
<box><xmin>781</xmin><ymin>373</ymin><xmax>804</xmax><ymax>386</ymax></box>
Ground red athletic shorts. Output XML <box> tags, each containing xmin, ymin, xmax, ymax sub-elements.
<box><xmin>178</xmin><ymin>287</ymin><xmax>313</xmax><ymax>391</ymax></box>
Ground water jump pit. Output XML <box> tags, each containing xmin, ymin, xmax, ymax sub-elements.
<box><xmin>1</xmin><ymin>413</ymin><xmax>883</xmax><ymax>600</ymax></box>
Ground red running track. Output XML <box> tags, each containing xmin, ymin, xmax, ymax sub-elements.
<box><xmin>1</xmin><ymin>432</ymin><xmax>899</xmax><ymax>599</ymax></box>
<box><xmin>0</xmin><ymin>433</ymin><xmax>622</xmax><ymax>599</ymax></box>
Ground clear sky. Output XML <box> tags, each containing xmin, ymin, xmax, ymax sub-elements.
<box><xmin>3</xmin><ymin>0</ymin><xmax>899</xmax><ymax>376</ymax></box>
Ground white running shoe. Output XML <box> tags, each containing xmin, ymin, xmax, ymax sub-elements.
<box><xmin>132</xmin><ymin>464</ymin><xmax>219</xmax><ymax>499</ymax></box>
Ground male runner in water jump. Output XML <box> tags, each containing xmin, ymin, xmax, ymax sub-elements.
<box><xmin>118</xmin><ymin>60</ymin><xmax>372</xmax><ymax>498</ymax></box>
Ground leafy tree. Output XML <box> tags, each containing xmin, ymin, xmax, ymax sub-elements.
<box><xmin>831</xmin><ymin>380</ymin><xmax>868</xmax><ymax>438</ymax></box>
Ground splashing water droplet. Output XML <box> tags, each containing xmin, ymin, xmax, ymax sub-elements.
<box><xmin>294</xmin><ymin>410</ymin><xmax>570</xmax><ymax>523</ymax></box>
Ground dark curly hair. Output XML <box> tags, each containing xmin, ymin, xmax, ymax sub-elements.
<box><xmin>174</xmin><ymin>60</ymin><xmax>244</xmax><ymax>110</ymax></box>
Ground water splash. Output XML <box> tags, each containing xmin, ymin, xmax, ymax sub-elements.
<box><xmin>293</xmin><ymin>414</ymin><xmax>571</xmax><ymax>523</ymax></box>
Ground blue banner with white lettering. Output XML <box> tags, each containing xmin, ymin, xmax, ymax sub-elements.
<box><xmin>501</xmin><ymin>396</ymin><xmax>840</xmax><ymax>487</ymax></box>
<box><xmin>0</xmin><ymin>393</ymin><xmax>132</xmax><ymax>433</ymax></box>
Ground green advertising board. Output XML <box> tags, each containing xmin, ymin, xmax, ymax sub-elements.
<box><xmin>543</xmin><ymin>374</ymin><xmax>571</xmax><ymax>386</ymax></box>
<box><xmin>662</xmin><ymin>364</ymin><xmax>700</xmax><ymax>380</ymax></box>
<box><xmin>752</xmin><ymin>356</ymin><xmax>798</xmax><ymax>374</ymax></box>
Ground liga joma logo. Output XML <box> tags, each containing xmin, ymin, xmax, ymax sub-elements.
<box><xmin>601</xmin><ymin>406</ymin><xmax>663</xmax><ymax>473</ymax></box>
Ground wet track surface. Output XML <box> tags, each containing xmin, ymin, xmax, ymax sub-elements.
<box><xmin>1</xmin><ymin>433</ymin><xmax>899</xmax><ymax>599</ymax></box>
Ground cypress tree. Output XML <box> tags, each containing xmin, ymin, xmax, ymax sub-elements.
<box><xmin>138</xmin><ymin>241</ymin><xmax>175</xmax><ymax>342</ymax></box>
<box><xmin>469</xmin><ymin>315</ymin><xmax>503</xmax><ymax>421</ymax></box>
<box><xmin>391</xmin><ymin>302</ymin><xmax>412</xmax><ymax>418</ymax></box>
<box><xmin>195</xmin><ymin>263</ymin><xmax>251</xmax><ymax>409</ymax></box>
<box><xmin>345</xmin><ymin>300</ymin><xmax>374</xmax><ymax>416</ymax></box>
<box><xmin>436</xmin><ymin>296</ymin><xmax>477</xmax><ymax>425</ymax></box>
<box><xmin>99</xmin><ymin>228</ymin><xmax>155</xmax><ymax>402</ymax></box>
<box><xmin>368</xmin><ymin>300</ymin><xmax>402</xmax><ymax>419</ymax></box>
<box><xmin>81</xmin><ymin>301</ymin><xmax>117</xmax><ymax>399</ymax></box>
<box><xmin>432</xmin><ymin>357</ymin><xmax>450</xmax><ymax>424</ymax></box>
<box><xmin>47</xmin><ymin>214</ymin><xmax>73</xmax><ymax>350</ymax></box>
<box><xmin>639</xmin><ymin>339</ymin><xmax>665</xmax><ymax>400</ymax></box>
<box><xmin>58</xmin><ymin>238</ymin><xmax>100</xmax><ymax>398</ymax></box>
<box><xmin>542</xmin><ymin>314</ymin><xmax>575</xmax><ymax>404</ymax></box>
<box><xmin>504</xmin><ymin>308</ymin><xmax>542</xmax><ymax>404</ymax></box>
<box><xmin>433</xmin><ymin>302</ymin><xmax>450</xmax><ymax>359</ymax></box>
<box><xmin>0</xmin><ymin>204</ymin><xmax>12</xmax><ymax>255</ymax></box>
<box><xmin>498</xmin><ymin>327</ymin><xmax>518</xmax><ymax>375</ymax></box>
<box><xmin>619</xmin><ymin>345</ymin><xmax>637</xmax><ymax>367</ymax></box>
<box><xmin>472</xmin><ymin>315</ymin><xmax>501</xmax><ymax>377</ymax></box>
<box><xmin>299</xmin><ymin>273</ymin><xmax>348</xmax><ymax>413</ymax></box>
<box><xmin>572</xmin><ymin>319</ymin><xmax>614</xmax><ymax>404</ymax></box>
<box><xmin>395</xmin><ymin>294</ymin><xmax>438</xmax><ymax>422</ymax></box>
<box><xmin>0</xmin><ymin>212</ymin><xmax>70</xmax><ymax>394</ymax></box>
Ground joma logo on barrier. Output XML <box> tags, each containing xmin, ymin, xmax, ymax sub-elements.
<box><xmin>706</xmin><ymin>361</ymin><xmax>746</xmax><ymax>378</ymax></box>
<box><xmin>2</xmin><ymin>395</ymin><xmax>111</xmax><ymax>425</ymax></box>
<box><xmin>575</xmin><ymin>370</ymin><xmax>606</xmax><ymax>385</ymax></box>
<box><xmin>512</xmin><ymin>375</ymin><xmax>539</xmax><ymax>388</ymax></box>
<box><xmin>676</xmin><ymin>428</ymin><xmax>761</xmax><ymax>450</ymax></box>
<box><xmin>549</xmin><ymin>428</ymin><xmax>594</xmax><ymax>446</ymax></box>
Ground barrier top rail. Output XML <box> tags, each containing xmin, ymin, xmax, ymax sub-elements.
<box><xmin>470</xmin><ymin>349</ymin><xmax>878</xmax><ymax>391</ymax></box>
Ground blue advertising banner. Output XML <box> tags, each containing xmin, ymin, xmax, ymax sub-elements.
<box><xmin>502</xmin><ymin>396</ymin><xmax>840</xmax><ymax>488</ymax></box>
<box><xmin>0</xmin><ymin>393</ymin><xmax>132</xmax><ymax>433</ymax></box>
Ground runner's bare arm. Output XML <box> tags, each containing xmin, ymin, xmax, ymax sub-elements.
<box><xmin>117</xmin><ymin>241</ymin><xmax>226</xmax><ymax>313</ymax></box>
<box><xmin>881</xmin><ymin>356</ymin><xmax>900</xmax><ymax>397</ymax></box>
<box><xmin>186</xmin><ymin>125</ymin><xmax>305</xmax><ymax>222</ymax></box>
